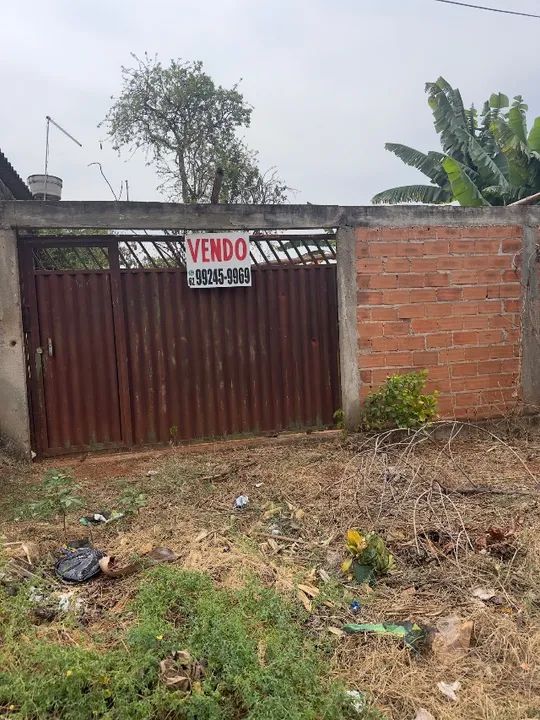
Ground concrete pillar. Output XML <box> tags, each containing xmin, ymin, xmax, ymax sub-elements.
<box><xmin>336</xmin><ymin>225</ymin><xmax>361</xmax><ymax>429</ymax></box>
<box><xmin>0</xmin><ymin>226</ymin><xmax>31</xmax><ymax>458</ymax></box>
<box><xmin>521</xmin><ymin>222</ymin><xmax>540</xmax><ymax>410</ymax></box>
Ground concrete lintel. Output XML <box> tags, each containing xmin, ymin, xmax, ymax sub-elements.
<box><xmin>2</xmin><ymin>200</ymin><xmax>540</xmax><ymax>232</ymax></box>
<box><xmin>0</xmin><ymin>226</ymin><xmax>31</xmax><ymax>458</ymax></box>
<box><xmin>336</xmin><ymin>226</ymin><xmax>361</xmax><ymax>430</ymax></box>
<box><xmin>521</xmin><ymin>223</ymin><xmax>540</xmax><ymax>410</ymax></box>
<box><xmin>1</xmin><ymin>201</ymin><xmax>345</xmax><ymax>231</ymax></box>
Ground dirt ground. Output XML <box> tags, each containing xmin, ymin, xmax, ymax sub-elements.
<box><xmin>2</xmin><ymin>421</ymin><xmax>540</xmax><ymax>720</ymax></box>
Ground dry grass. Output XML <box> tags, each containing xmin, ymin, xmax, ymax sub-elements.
<box><xmin>2</xmin><ymin>423</ymin><xmax>540</xmax><ymax>719</ymax></box>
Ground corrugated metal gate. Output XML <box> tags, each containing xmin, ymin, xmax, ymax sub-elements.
<box><xmin>19</xmin><ymin>235</ymin><xmax>340</xmax><ymax>457</ymax></box>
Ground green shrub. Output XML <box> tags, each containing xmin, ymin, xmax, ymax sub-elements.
<box><xmin>361</xmin><ymin>370</ymin><xmax>438</xmax><ymax>431</ymax></box>
<box><xmin>333</xmin><ymin>409</ymin><xmax>344</xmax><ymax>429</ymax></box>
<box><xmin>0</xmin><ymin>567</ymin><xmax>382</xmax><ymax>719</ymax></box>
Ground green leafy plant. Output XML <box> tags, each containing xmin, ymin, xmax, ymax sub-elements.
<box><xmin>119</xmin><ymin>487</ymin><xmax>147</xmax><ymax>516</ymax></box>
<box><xmin>169</xmin><ymin>425</ymin><xmax>179</xmax><ymax>445</ymax></box>
<box><xmin>333</xmin><ymin>408</ymin><xmax>344</xmax><ymax>429</ymax></box>
<box><xmin>341</xmin><ymin>529</ymin><xmax>395</xmax><ymax>584</ymax></box>
<box><xmin>24</xmin><ymin>470</ymin><xmax>83</xmax><ymax>537</ymax></box>
<box><xmin>361</xmin><ymin>370</ymin><xmax>438</xmax><ymax>431</ymax></box>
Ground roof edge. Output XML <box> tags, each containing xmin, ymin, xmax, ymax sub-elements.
<box><xmin>0</xmin><ymin>150</ymin><xmax>31</xmax><ymax>200</ymax></box>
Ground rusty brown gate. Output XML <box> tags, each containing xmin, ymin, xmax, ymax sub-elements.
<box><xmin>20</xmin><ymin>234</ymin><xmax>340</xmax><ymax>457</ymax></box>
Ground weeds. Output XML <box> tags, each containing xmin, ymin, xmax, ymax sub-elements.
<box><xmin>0</xmin><ymin>567</ymin><xmax>379</xmax><ymax>719</ymax></box>
<box><xmin>17</xmin><ymin>469</ymin><xmax>83</xmax><ymax>538</ymax></box>
<box><xmin>119</xmin><ymin>487</ymin><xmax>147</xmax><ymax>516</ymax></box>
<box><xmin>169</xmin><ymin>425</ymin><xmax>179</xmax><ymax>445</ymax></box>
<box><xmin>333</xmin><ymin>409</ymin><xmax>345</xmax><ymax>429</ymax></box>
<box><xmin>2</xmin><ymin>431</ymin><xmax>538</xmax><ymax>719</ymax></box>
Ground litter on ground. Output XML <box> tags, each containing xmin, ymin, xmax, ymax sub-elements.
<box><xmin>2</xmin><ymin>421</ymin><xmax>540</xmax><ymax>719</ymax></box>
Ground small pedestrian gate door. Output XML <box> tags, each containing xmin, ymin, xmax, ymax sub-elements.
<box><xmin>20</xmin><ymin>235</ymin><xmax>340</xmax><ymax>457</ymax></box>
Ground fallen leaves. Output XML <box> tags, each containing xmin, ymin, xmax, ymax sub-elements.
<box><xmin>327</xmin><ymin>626</ymin><xmax>345</xmax><ymax>637</ymax></box>
<box><xmin>267</xmin><ymin>538</ymin><xmax>279</xmax><ymax>552</ymax></box>
<box><xmin>297</xmin><ymin>583</ymin><xmax>320</xmax><ymax>598</ymax></box>
<box><xmin>318</xmin><ymin>568</ymin><xmax>331</xmax><ymax>583</ymax></box>
<box><xmin>296</xmin><ymin>581</ymin><xmax>321</xmax><ymax>612</ymax></box>
<box><xmin>4</xmin><ymin>541</ymin><xmax>41</xmax><ymax>566</ymax></box>
<box><xmin>437</xmin><ymin>680</ymin><xmax>461</xmax><ymax>701</ymax></box>
<box><xmin>297</xmin><ymin>588</ymin><xmax>313</xmax><ymax>612</ymax></box>
<box><xmin>475</xmin><ymin>526</ymin><xmax>518</xmax><ymax>560</ymax></box>
<box><xmin>159</xmin><ymin>650</ymin><xmax>205</xmax><ymax>693</ymax></box>
<box><xmin>194</xmin><ymin>529</ymin><xmax>211</xmax><ymax>543</ymax></box>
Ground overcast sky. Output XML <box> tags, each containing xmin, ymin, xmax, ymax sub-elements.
<box><xmin>2</xmin><ymin>0</ymin><xmax>540</xmax><ymax>205</ymax></box>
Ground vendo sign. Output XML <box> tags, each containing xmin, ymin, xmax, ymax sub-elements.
<box><xmin>185</xmin><ymin>232</ymin><xmax>251</xmax><ymax>288</ymax></box>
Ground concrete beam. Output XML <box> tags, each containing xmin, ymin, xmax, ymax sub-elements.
<box><xmin>521</xmin><ymin>223</ymin><xmax>540</xmax><ymax>410</ymax></box>
<box><xmin>0</xmin><ymin>227</ymin><xmax>31</xmax><ymax>458</ymax></box>
<box><xmin>2</xmin><ymin>200</ymin><xmax>540</xmax><ymax>232</ymax></box>
<box><xmin>2</xmin><ymin>201</ymin><xmax>345</xmax><ymax>231</ymax></box>
<box><xmin>345</xmin><ymin>204</ymin><xmax>539</xmax><ymax>228</ymax></box>
<box><xmin>336</xmin><ymin>226</ymin><xmax>361</xmax><ymax>430</ymax></box>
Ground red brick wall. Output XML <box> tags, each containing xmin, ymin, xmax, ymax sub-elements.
<box><xmin>356</xmin><ymin>225</ymin><xmax>522</xmax><ymax>419</ymax></box>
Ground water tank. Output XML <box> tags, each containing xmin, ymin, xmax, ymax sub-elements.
<box><xmin>27</xmin><ymin>174</ymin><xmax>63</xmax><ymax>201</ymax></box>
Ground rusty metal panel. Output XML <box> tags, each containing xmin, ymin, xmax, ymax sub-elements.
<box><xmin>25</xmin><ymin>248</ymin><xmax>340</xmax><ymax>455</ymax></box>
<box><xmin>120</xmin><ymin>265</ymin><xmax>340</xmax><ymax>444</ymax></box>
<box><xmin>34</xmin><ymin>272</ymin><xmax>123</xmax><ymax>455</ymax></box>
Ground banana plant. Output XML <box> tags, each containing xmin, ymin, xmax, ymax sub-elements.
<box><xmin>373</xmin><ymin>77</ymin><xmax>540</xmax><ymax>206</ymax></box>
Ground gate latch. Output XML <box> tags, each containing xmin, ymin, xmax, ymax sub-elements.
<box><xmin>35</xmin><ymin>347</ymin><xmax>43</xmax><ymax>376</ymax></box>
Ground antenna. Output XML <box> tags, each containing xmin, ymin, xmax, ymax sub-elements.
<box><xmin>43</xmin><ymin>115</ymin><xmax>83</xmax><ymax>200</ymax></box>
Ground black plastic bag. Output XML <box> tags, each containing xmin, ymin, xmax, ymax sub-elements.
<box><xmin>55</xmin><ymin>546</ymin><xmax>105</xmax><ymax>583</ymax></box>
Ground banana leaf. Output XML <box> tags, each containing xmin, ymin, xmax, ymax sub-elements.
<box><xmin>425</xmin><ymin>80</ymin><xmax>469</xmax><ymax>162</ymax></box>
<box><xmin>432</xmin><ymin>77</ymin><xmax>467</xmax><ymax>128</ymax></box>
<box><xmin>528</xmin><ymin>117</ymin><xmax>540</xmax><ymax>153</ymax></box>
<box><xmin>384</xmin><ymin>144</ymin><xmax>448</xmax><ymax>186</ymax></box>
<box><xmin>371</xmin><ymin>185</ymin><xmax>452</xmax><ymax>205</ymax></box>
<box><xmin>508</xmin><ymin>97</ymin><xmax>528</xmax><ymax>143</ymax></box>
<box><xmin>442</xmin><ymin>157</ymin><xmax>489</xmax><ymax>206</ymax></box>
<box><xmin>489</xmin><ymin>92</ymin><xmax>509</xmax><ymax>110</ymax></box>
<box><xmin>461</xmin><ymin>130</ymin><xmax>510</xmax><ymax>190</ymax></box>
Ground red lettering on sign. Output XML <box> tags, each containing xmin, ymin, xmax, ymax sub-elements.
<box><xmin>210</xmin><ymin>237</ymin><xmax>222</xmax><ymax>262</ymax></box>
<box><xmin>223</xmin><ymin>238</ymin><xmax>233</xmax><ymax>261</ymax></box>
<box><xmin>235</xmin><ymin>237</ymin><xmax>248</xmax><ymax>261</ymax></box>
<box><xmin>201</xmin><ymin>238</ymin><xmax>210</xmax><ymax>262</ymax></box>
<box><xmin>187</xmin><ymin>237</ymin><xmax>201</xmax><ymax>262</ymax></box>
<box><xmin>187</xmin><ymin>235</ymin><xmax>250</xmax><ymax>266</ymax></box>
